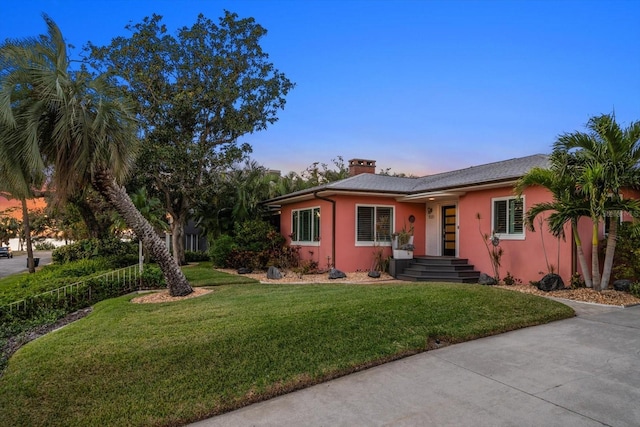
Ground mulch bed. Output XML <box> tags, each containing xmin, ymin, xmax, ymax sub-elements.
<box><xmin>495</xmin><ymin>284</ymin><xmax>640</xmax><ymax>307</ymax></box>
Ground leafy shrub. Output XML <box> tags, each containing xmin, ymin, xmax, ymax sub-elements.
<box><xmin>209</xmin><ymin>221</ymin><xmax>301</xmax><ymax>270</ymax></box>
<box><xmin>107</xmin><ymin>254</ymin><xmax>141</xmax><ymax>268</ymax></box>
<box><xmin>629</xmin><ymin>282</ymin><xmax>640</xmax><ymax>298</ymax></box>
<box><xmin>185</xmin><ymin>251</ymin><xmax>210</xmax><ymax>263</ymax></box>
<box><xmin>209</xmin><ymin>235</ymin><xmax>237</xmax><ymax>267</ymax></box>
<box><xmin>34</xmin><ymin>241</ymin><xmax>56</xmax><ymax>250</ymax></box>
<box><xmin>52</xmin><ymin>238</ymin><xmax>137</xmax><ymax>264</ymax></box>
<box><xmin>502</xmin><ymin>272</ymin><xmax>521</xmax><ymax>286</ymax></box>
<box><xmin>264</xmin><ymin>239</ymin><xmax>300</xmax><ymax>270</ymax></box>
<box><xmin>47</xmin><ymin>258</ymin><xmax>113</xmax><ymax>278</ymax></box>
<box><xmin>570</xmin><ymin>273</ymin><xmax>586</xmax><ymax>289</ymax></box>
<box><xmin>234</xmin><ymin>220</ymin><xmax>274</xmax><ymax>253</ymax></box>
<box><xmin>226</xmin><ymin>249</ymin><xmax>261</xmax><ymax>270</ymax></box>
<box><xmin>292</xmin><ymin>259</ymin><xmax>320</xmax><ymax>276</ymax></box>
<box><xmin>610</xmin><ymin>222</ymin><xmax>640</xmax><ymax>281</ymax></box>
<box><xmin>140</xmin><ymin>265</ymin><xmax>165</xmax><ymax>289</ymax></box>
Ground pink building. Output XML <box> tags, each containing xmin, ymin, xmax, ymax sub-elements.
<box><xmin>265</xmin><ymin>155</ymin><xmax>606</xmax><ymax>284</ymax></box>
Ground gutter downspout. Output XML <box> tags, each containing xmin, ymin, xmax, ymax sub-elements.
<box><xmin>313</xmin><ymin>192</ymin><xmax>336</xmax><ymax>268</ymax></box>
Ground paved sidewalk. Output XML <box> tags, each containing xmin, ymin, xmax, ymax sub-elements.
<box><xmin>191</xmin><ymin>302</ymin><xmax>640</xmax><ymax>427</ymax></box>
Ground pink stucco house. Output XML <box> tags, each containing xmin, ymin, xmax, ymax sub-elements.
<box><xmin>265</xmin><ymin>154</ymin><xmax>606</xmax><ymax>284</ymax></box>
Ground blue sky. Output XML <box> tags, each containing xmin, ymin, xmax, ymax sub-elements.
<box><xmin>3</xmin><ymin>0</ymin><xmax>639</xmax><ymax>176</ymax></box>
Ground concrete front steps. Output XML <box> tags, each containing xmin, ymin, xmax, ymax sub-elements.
<box><xmin>393</xmin><ymin>256</ymin><xmax>480</xmax><ymax>283</ymax></box>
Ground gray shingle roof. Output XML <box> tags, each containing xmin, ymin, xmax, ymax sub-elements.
<box><xmin>409</xmin><ymin>154</ymin><xmax>550</xmax><ymax>192</ymax></box>
<box><xmin>266</xmin><ymin>154</ymin><xmax>549</xmax><ymax>204</ymax></box>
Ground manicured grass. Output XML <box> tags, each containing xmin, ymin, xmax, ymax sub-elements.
<box><xmin>182</xmin><ymin>262</ymin><xmax>258</xmax><ymax>286</ymax></box>
<box><xmin>0</xmin><ymin>279</ymin><xmax>574</xmax><ymax>427</ymax></box>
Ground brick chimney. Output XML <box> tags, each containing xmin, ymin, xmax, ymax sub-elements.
<box><xmin>349</xmin><ymin>159</ymin><xmax>376</xmax><ymax>176</ymax></box>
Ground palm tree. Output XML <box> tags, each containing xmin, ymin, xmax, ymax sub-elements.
<box><xmin>0</xmin><ymin>15</ymin><xmax>192</xmax><ymax>295</ymax></box>
<box><xmin>0</xmin><ymin>123</ymin><xmax>45</xmax><ymax>273</ymax></box>
<box><xmin>516</xmin><ymin>154</ymin><xmax>593</xmax><ymax>287</ymax></box>
<box><xmin>553</xmin><ymin>114</ymin><xmax>640</xmax><ymax>290</ymax></box>
<box><xmin>112</xmin><ymin>187</ymin><xmax>168</xmax><ymax>266</ymax></box>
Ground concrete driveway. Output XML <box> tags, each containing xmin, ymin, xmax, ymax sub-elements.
<box><xmin>191</xmin><ymin>301</ymin><xmax>640</xmax><ymax>427</ymax></box>
<box><xmin>0</xmin><ymin>251</ymin><xmax>52</xmax><ymax>278</ymax></box>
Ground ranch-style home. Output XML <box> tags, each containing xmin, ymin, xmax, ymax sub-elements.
<box><xmin>265</xmin><ymin>154</ymin><xmax>615</xmax><ymax>284</ymax></box>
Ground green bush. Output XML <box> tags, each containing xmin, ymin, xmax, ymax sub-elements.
<box><xmin>570</xmin><ymin>272</ymin><xmax>586</xmax><ymax>289</ymax></box>
<box><xmin>502</xmin><ymin>272</ymin><xmax>521</xmax><ymax>286</ymax></box>
<box><xmin>610</xmin><ymin>222</ymin><xmax>640</xmax><ymax>281</ymax></box>
<box><xmin>630</xmin><ymin>282</ymin><xmax>640</xmax><ymax>298</ymax></box>
<box><xmin>234</xmin><ymin>220</ymin><xmax>274</xmax><ymax>252</ymax></box>
<box><xmin>52</xmin><ymin>238</ymin><xmax>137</xmax><ymax>264</ymax></box>
<box><xmin>185</xmin><ymin>251</ymin><xmax>210</xmax><ymax>263</ymax></box>
<box><xmin>34</xmin><ymin>241</ymin><xmax>56</xmax><ymax>250</ymax></box>
<box><xmin>106</xmin><ymin>254</ymin><xmax>140</xmax><ymax>268</ymax></box>
<box><xmin>226</xmin><ymin>249</ymin><xmax>261</xmax><ymax>270</ymax></box>
<box><xmin>209</xmin><ymin>235</ymin><xmax>237</xmax><ymax>267</ymax></box>
<box><xmin>209</xmin><ymin>221</ymin><xmax>300</xmax><ymax>270</ymax></box>
<box><xmin>140</xmin><ymin>265</ymin><xmax>165</xmax><ymax>289</ymax></box>
<box><xmin>48</xmin><ymin>259</ymin><xmax>113</xmax><ymax>278</ymax></box>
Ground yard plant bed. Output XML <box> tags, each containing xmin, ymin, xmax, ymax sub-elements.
<box><xmin>495</xmin><ymin>284</ymin><xmax>640</xmax><ymax>307</ymax></box>
<box><xmin>222</xmin><ymin>268</ymin><xmax>640</xmax><ymax>307</ymax></box>
<box><xmin>0</xmin><ymin>281</ymin><xmax>572</xmax><ymax>427</ymax></box>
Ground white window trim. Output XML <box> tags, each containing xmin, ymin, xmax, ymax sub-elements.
<box><xmin>355</xmin><ymin>204</ymin><xmax>394</xmax><ymax>247</ymax></box>
<box><xmin>491</xmin><ymin>196</ymin><xmax>525</xmax><ymax>241</ymax></box>
<box><xmin>291</xmin><ymin>206</ymin><xmax>321</xmax><ymax>246</ymax></box>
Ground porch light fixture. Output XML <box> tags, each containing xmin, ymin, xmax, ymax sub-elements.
<box><xmin>428</xmin><ymin>197</ymin><xmax>435</xmax><ymax>201</ymax></box>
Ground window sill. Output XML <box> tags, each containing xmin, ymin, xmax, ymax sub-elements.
<box><xmin>355</xmin><ymin>242</ymin><xmax>392</xmax><ymax>247</ymax></box>
<box><xmin>494</xmin><ymin>233</ymin><xmax>525</xmax><ymax>241</ymax></box>
<box><xmin>291</xmin><ymin>241</ymin><xmax>320</xmax><ymax>247</ymax></box>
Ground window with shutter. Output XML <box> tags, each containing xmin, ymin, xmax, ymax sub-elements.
<box><xmin>356</xmin><ymin>205</ymin><xmax>394</xmax><ymax>245</ymax></box>
<box><xmin>492</xmin><ymin>197</ymin><xmax>524</xmax><ymax>239</ymax></box>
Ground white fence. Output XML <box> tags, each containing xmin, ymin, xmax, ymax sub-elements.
<box><xmin>3</xmin><ymin>264</ymin><xmax>141</xmax><ymax>316</ymax></box>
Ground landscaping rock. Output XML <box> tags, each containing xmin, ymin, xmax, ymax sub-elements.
<box><xmin>478</xmin><ymin>273</ymin><xmax>497</xmax><ymax>286</ymax></box>
<box><xmin>613</xmin><ymin>279</ymin><xmax>632</xmax><ymax>292</ymax></box>
<box><xmin>538</xmin><ymin>273</ymin><xmax>565</xmax><ymax>291</ymax></box>
<box><xmin>267</xmin><ymin>266</ymin><xmax>282</xmax><ymax>280</ymax></box>
<box><xmin>237</xmin><ymin>267</ymin><xmax>253</xmax><ymax>274</ymax></box>
<box><xmin>328</xmin><ymin>268</ymin><xmax>347</xmax><ymax>279</ymax></box>
<box><xmin>368</xmin><ymin>270</ymin><xmax>381</xmax><ymax>278</ymax></box>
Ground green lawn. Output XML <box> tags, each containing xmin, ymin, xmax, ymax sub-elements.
<box><xmin>0</xmin><ymin>276</ymin><xmax>574</xmax><ymax>426</ymax></box>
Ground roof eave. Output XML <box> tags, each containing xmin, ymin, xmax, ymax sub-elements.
<box><xmin>402</xmin><ymin>178</ymin><xmax>520</xmax><ymax>201</ymax></box>
<box><xmin>264</xmin><ymin>189</ymin><xmax>409</xmax><ymax>206</ymax></box>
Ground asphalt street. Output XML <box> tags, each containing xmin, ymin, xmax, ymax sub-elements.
<box><xmin>0</xmin><ymin>251</ymin><xmax>52</xmax><ymax>278</ymax></box>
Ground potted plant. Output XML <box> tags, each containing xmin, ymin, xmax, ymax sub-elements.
<box><xmin>392</xmin><ymin>224</ymin><xmax>414</xmax><ymax>259</ymax></box>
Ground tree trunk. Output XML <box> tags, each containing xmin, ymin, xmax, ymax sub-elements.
<box><xmin>572</xmin><ymin>220</ymin><xmax>592</xmax><ymax>288</ymax></box>
<box><xmin>601</xmin><ymin>217</ymin><xmax>618</xmax><ymax>290</ymax></box>
<box><xmin>94</xmin><ymin>171</ymin><xmax>193</xmax><ymax>296</ymax></box>
<box><xmin>70</xmin><ymin>195</ymin><xmax>111</xmax><ymax>239</ymax></box>
<box><xmin>591</xmin><ymin>220</ymin><xmax>601</xmax><ymax>291</ymax></box>
<box><xmin>21</xmin><ymin>198</ymin><xmax>36</xmax><ymax>274</ymax></box>
<box><xmin>171</xmin><ymin>217</ymin><xmax>187</xmax><ymax>266</ymax></box>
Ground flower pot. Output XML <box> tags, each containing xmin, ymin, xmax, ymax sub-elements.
<box><xmin>393</xmin><ymin>249</ymin><xmax>413</xmax><ymax>259</ymax></box>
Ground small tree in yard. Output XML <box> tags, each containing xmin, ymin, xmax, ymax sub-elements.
<box><xmin>87</xmin><ymin>12</ymin><xmax>295</xmax><ymax>266</ymax></box>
